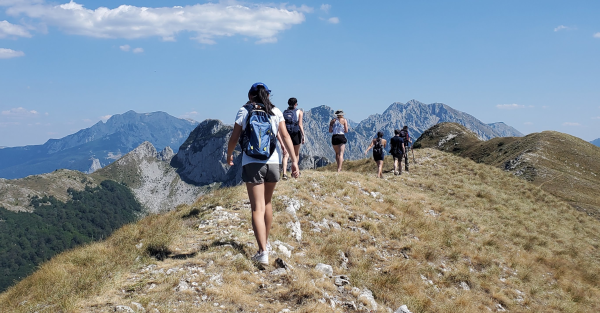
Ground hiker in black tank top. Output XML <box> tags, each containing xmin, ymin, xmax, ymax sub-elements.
<box><xmin>281</xmin><ymin>98</ymin><xmax>304</xmax><ymax>179</ymax></box>
<box><xmin>365</xmin><ymin>131</ymin><xmax>387</xmax><ymax>178</ymax></box>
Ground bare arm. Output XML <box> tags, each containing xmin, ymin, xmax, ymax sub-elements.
<box><xmin>227</xmin><ymin>123</ymin><xmax>243</xmax><ymax>166</ymax></box>
<box><xmin>342</xmin><ymin>118</ymin><xmax>349</xmax><ymax>133</ymax></box>
<box><xmin>277</xmin><ymin>132</ymin><xmax>287</xmax><ymax>156</ymax></box>
<box><xmin>279</xmin><ymin>121</ymin><xmax>299</xmax><ymax>177</ymax></box>
<box><xmin>298</xmin><ymin>110</ymin><xmax>305</xmax><ymax>144</ymax></box>
<box><xmin>382</xmin><ymin>139</ymin><xmax>387</xmax><ymax>148</ymax></box>
<box><xmin>364</xmin><ymin>139</ymin><xmax>375</xmax><ymax>155</ymax></box>
<box><xmin>329</xmin><ymin>118</ymin><xmax>336</xmax><ymax>133</ymax></box>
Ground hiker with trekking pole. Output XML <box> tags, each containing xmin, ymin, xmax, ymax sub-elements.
<box><xmin>399</xmin><ymin>126</ymin><xmax>412</xmax><ymax>173</ymax></box>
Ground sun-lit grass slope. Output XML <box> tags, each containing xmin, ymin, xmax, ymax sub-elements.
<box><xmin>0</xmin><ymin>169</ymin><xmax>98</xmax><ymax>212</ymax></box>
<box><xmin>413</xmin><ymin>122</ymin><xmax>484</xmax><ymax>154</ymax></box>
<box><xmin>415</xmin><ymin>123</ymin><xmax>600</xmax><ymax>220</ymax></box>
<box><xmin>1</xmin><ymin>149</ymin><xmax>600</xmax><ymax>312</ymax></box>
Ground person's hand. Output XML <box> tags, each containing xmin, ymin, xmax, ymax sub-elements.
<box><xmin>291</xmin><ymin>161</ymin><xmax>300</xmax><ymax>178</ymax></box>
<box><xmin>301</xmin><ymin>137</ymin><xmax>305</xmax><ymax>144</ymax></box>
<box><xmin>227</xmin><ymin>154</ymin><xmax>234</xmax><ymax>166</ymax></box>
<box><xmin>282</xmin><ymin>148</ymin><xmax>288</xmax><ymax>156</ymax></box>
<box><xmin>330</xmin><ymin>118</ymin><xmax>336</xmax><ymax>126</ymax></box>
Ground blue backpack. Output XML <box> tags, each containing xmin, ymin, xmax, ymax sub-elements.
<box><xmin>283</xmin><ymin>108</ymin><xmax>300</xmax><ymax>134</ymax></box>
<box><xmin>239</xmin><ymin>103</ymin><xmax>277</xmax><ymax>160</ymax></box>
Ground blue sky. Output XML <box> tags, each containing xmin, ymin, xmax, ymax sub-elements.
<box><xmin>1</xmin><ymin>0</ymin><xmax>599</xmax><ymax>147</ymax></box>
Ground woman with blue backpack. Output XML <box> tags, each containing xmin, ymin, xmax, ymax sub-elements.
<box><xmin>364</xmin><ymin>131</ymin><xmax>387</xmax><ymax>178</ymax></box>
<box><xmin>227</xmin><ymin>82</ymin><xmax>299</xmax><ymax>265</ymax></box>
<box><xmin>281</xmin><ymin>97</ymin><xmax>304</xmax><ymax>180</ymax></box>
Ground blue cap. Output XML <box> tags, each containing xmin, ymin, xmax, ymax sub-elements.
<box><xmin>250</xmin><ymin>82</ymin><xmax>271</xmax><ymax>94</ymax></box>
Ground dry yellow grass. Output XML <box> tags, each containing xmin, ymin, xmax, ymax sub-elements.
<box><xmin>1</xmin><ymin>148</ymin><xmax>599</xmax><ymax>312</ymax></box>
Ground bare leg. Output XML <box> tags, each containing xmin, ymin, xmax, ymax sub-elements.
<box><xmin>338</xmin><ymin>144</ymin><xmax>345</xmax><ymax>172</ymax></box>
<box><xmin>394</xmin><ymin>157</ymin><xmax>399</xmax><ymax>174</ymax></box>
<box><xmin>293</xmin><ymin>145</ymin><xmax>301</xmax><ymax>174</ymax></box>
<box><xmin>377</xmin><ymin>160</ymin><xmax>383</xmax><ymax>178</ymax></box>
<box><xmin>333</xmin><ymin>144</ymin><xmax>341</xmax><ymax>172</ymax></box>
<box><xmin>246</xmin><ymin>183</ymin><xmax>268</xmax><ymax>253</ymax></box>
<box><xmin>263</xmin><ymin>182</ymin><xmax>276</xmax><ymax>242</ymax></box>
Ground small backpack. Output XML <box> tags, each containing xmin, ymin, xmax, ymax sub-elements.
<box><xmin>283</xmin><ymin>108</ymin><xmax>300</xmax><ymax>134</ymax></box>
<box><xmin>238</xmin><ymin>103</ymin><xmax>277</xmax><ymax>160</ymax></box>
<box><xmin>373</xmin><ymin>138</ymin><xmax>384</xmax><ymax>155</ymax></box>
<box><xmin>400</xmin><ymin>129</ymin><xmax>410</xmax><ymax>145</ymax></box>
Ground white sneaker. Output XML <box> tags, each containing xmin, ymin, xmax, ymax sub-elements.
<box><xmin>251</xmin><ymin>251</ymin><xmax>268</xmax><ymax>265</ymax></box>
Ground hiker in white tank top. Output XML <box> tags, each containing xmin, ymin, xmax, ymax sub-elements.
<box><xmin>329</xmin><ymin>110</ymin><xmax>349</xmax><ymax>172</ymax></box>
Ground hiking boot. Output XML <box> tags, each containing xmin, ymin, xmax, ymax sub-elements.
<box><xmin>251</xmin><ymin>251</ymin><xmax>268</xmax><ymax>265</ymax></box>
<box><xmin>282</xmin><ymin>174</ymin><xmax>288</xmax><ymax>180</ymax></box>
<box><xmin>394</xmin><ymin>171</ymin><xmax>399</xmax><ymax>176</ymax></box>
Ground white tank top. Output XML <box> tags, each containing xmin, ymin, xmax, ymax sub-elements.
<box><xmin>332</xmin><ymin>119</ymin><xmax>345</xmax><ymax>135</ymax></box>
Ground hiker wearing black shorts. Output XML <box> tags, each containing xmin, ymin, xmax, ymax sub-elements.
<box><xmin>329</xmin><ymin>110</ymin><xmax>349</xmax><ymax>172</ymax></box>
<box><xmin>227</xmin><ymin>82</ymin><xmax>299</xmax><ymax>265</ymax></box>
<box><xmin>365</xmin><ymin>131</ymin><xmax>387</xmax><ymax>178</ymax></box>
<box><xmin>281</xmin><ymin>98</ymin><xmax>304</xmax><ymax>180</ymax></box>
<box><xmin>389</xmin><ymin>129</ymin><xmax>406</xmax><ymax>175</ymax></box>
<box><xmin>400</xmin><ymin>126</ymin><xmax>412</xmax><ymax>173</ymax></box>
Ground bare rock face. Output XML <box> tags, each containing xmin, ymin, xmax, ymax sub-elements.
<box><xmin>171</xmin><ymin>120</ymin><xmax>242</xmax><ymax>187</ymax></box>
<box><xmin>158</xmin><ymin>146</ymin><xmax>175</xmax><ymax>162</ymax></box>
<box><xmin>86</xmin><ymin>158</ymin><xmax>103</xmax><ymax>174</ymax></box>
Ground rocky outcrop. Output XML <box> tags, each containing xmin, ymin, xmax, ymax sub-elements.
<box><xmin>157</xmin><ymin>146</ymin><xmax>175</xmax><ymax>162</ymax></box>
<box><xmin>171</xmin><ymin>120</ymin><xmax>242</xmax><ymax>187</ymax></box>
<box><xmin>94</xmin><ymin>142</ymin><xmax>207</xmax><ymax>213</ymax></box>
<box><xmin>86</xmin><ymin>158</ymin><xmax>102</xmax><ymax>174</ymax></box>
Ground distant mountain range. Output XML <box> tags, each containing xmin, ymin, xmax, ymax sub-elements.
<box><xmin>0</xmin><ymin>111</ymin><xmax>198</xmax><ymax>179</ymax></box>
<box><xmin>592</xmin><ymin>138</ymin><xmax>600</xmax><ymax>147</ymax></box>
<box><xmin>299</xmin><ymin>100</ymin><xmax>523</xmax><ymax>162</ymax></box>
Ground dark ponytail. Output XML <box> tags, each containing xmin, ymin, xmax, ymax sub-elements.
<box><xmin>377</xmin><ymin>131</ymin><xmax>384</xmax><ymax>139</ymax></box>
<box><xmin>249</xmin><ymin>85</ymin><xmax>275</xmax><ymax>115</ymax></box>
<box><xmin>288</xmin><ymin>97</ymin><xmax>297</xmax><ymax>109</ymax></box>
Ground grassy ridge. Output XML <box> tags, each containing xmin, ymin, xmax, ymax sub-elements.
<box><xmin>0</xmin><ymin>149</ymin><xmax>599</xmax><ymax>312</ymax></box>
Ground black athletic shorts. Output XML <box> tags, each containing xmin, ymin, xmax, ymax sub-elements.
<box><xmin>290</xmin><ymin>131</ymin><xmax>302</xmax><ymax>146</ymax></box>
<box><xmin>331</xmin><ymin>134</ymin><xmax>347</xmax><ymax>146</ymax></box>
<box><xmin>373</xmin><ymin>152</ymin><xmax>384</xmax><ymax>161</ymax></box>
<box><xmin>392</xmin><ymin>152</ymin><xmax>404</xmax><ymax>161</ymax></box>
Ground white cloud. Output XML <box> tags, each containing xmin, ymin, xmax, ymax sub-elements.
<box><xmin>132</xmin><ymin>47</ymin><xmax>143</xmax><ymax>53</ymax></box>
<box><xmin>496</xmin><ymin>104</ymin><xmax>525</xmax><ymax>110</ymax></box>
<box><xmin>327</xmin><ymin>17</ymin><xmax>339</xmax><ymax>24</ymax></box>
<box><xmin>524</xmin><ymin>122</ymin><xmax>533</xmax><ymax>125</ymax></box>
<box><xmin>0</xmin><ymin>20</ymin><xmax>32</xmax><ymax>38</ymax></box>
<box><xmin>554</xmin><ymin>25</ymin><xmax>576</xmax><ymax>32</ymax></box>
<box><xmin>592</xmin><ymin>116</ymin><xmax>600</xmax><ymax>120</ymax></box>
<box><xmin>5</xmin><ymin>1</ymin><xmax>308</xmax><ymax>44</ymax></box>
<box><xmin>180</xmin><ymin>111</ymin><xmax>198</xmax><ymax>119</ymax></box>
<box><xmin>119</xmin><ymin>44</ymin><xmax>130</xmax><ymax>51</ymax></box>
<box><xmin>0</xmin><ymin>47</ymin><xmax>25</xmax><ymax>59</ymax></box>
<box><xmin>562</xmin><ymin>122</ymin><xmax>581</xmax><ymax>126</ymax></box>
<box><xmin>594</xmin><ymin>32</ymin><xmax>600</xmax><ymax>38</ymax></box>
<box><xmin>1</xmin><ymin>107</ymin><xmax>39</xmax><ymax>117</ymax></box>
<box><xmin>320</xmin><ymin>4</ymin><xmax>331</xmax><ymax>13</ymax></box>
<box><xmin>100</xmin><ymin>115</ymin><xmax>112</xmax><ymax>122</ymax></box>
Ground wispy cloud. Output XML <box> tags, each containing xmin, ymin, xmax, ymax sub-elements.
<box><xmin>0</xmin><ymin>47</ymin><xmax>25</xmax><ymax>59</ymax></box>
<box><xmin>4</xmin><ymin>1</ymin><xmax>309</xmax><ymax>44</ymax></box>
<box><xmin>100</xmin><ymin>115</ymin><xmax>112</xmax><ymax>122</ymax></box>
<box><xmin>1</xmin><ymin>107</ymin><xmax>39</xmax><ymax>117</ymax></box>
<box><xmin>320</xmin><ymin>4</ymin><xmax>331</xmax><ymax>13</ymax></box>
<box><xmin>562</xmin><ymin>122</ymin><xmax>581</xmax><ymax>126</ymax></box>
<box><xmin>592</xmin><ymin>116</ymin><xmax>600</xmax><ymax>120</ymax></box>
<box><xmin>496</xmin><ymin>104</ymin><xmax>525</xmax><ymax>110</ymax></box>
<box><xmin>524</xmin><ymin>122</ymin><xmax>533</xmax><ymax>125</ymax></box>
<box><xmin>554</xmin><ymin>25</ymin><xmax>576</xmax><ymax>32</ymax></box>
<box><xmin>119</xmin><ymin>44</ymin><xmax>130</xmax><ymax>52</ymax></box>
<box><xmin>0</xmin><ymin>20</ymin><xmax>32</xmax><ymax>38</ymax></box>
<box><xmin>594</xmin><ymin>32</ymin><xmax>600</xmax><ymax>38</ymax></box>
<box><xmin>180</xmin><ymin>111</ymin><xmax>199</xmax><ymax>119</ymax></box>
<box><xmin>327</xmin><ymin>17</ymin><xmax>339</xmax><ymax>24</ymax></box>
<box><xmin>132</xmin><ymin>47</ymin><xmax>143</xmax><ymax>53</ymax></box>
